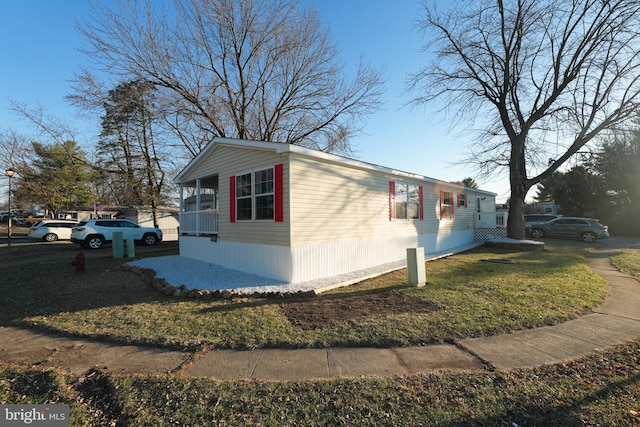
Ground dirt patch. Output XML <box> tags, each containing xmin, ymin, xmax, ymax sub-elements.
<box><xmin>279</xmin><ymin>291</ymin><xmax>440</xmax><ymax>330</ymax></box>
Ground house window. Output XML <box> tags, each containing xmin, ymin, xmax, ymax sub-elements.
<box><xmin>234</xmin><ymin>167</ymin><xmax>275</xmax><ymax>221</ymax></box>
<box><xmin>458</xmin><ymin>193</ymin><xmax>467</xmax><ymax>208</ymax></box>
<box><xmin>440</xmin><ymin>190</ymin><xmax>454</xmax><ymax>219</ymax></box>
<box><xmin>254</xmin><ymin>168</ymin><xmax>274</xmax><ymax>220</ymax></box>
<box><xmin>236</xmin><ymin>172</ymin><xmax>252</xmax><ymax>220</ymax></box>
<box><xmin>390</xmin><ymin>181</ymin><xmax>423</xmax><ymax>220</ymax></box>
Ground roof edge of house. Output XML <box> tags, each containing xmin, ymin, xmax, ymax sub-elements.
<box><xmin>175</xmin><ymin>137</ymin><xmax>497</xmax><ymax>196</ymax></box>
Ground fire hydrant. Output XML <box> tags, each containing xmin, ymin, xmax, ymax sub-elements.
<box><xmin>71</xmin><ymin>252</ymin><xmax>85</xmax><ymax>274</ymax></box>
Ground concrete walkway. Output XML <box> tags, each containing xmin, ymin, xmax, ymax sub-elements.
<box><xmin>1</xmin><ymin>240</ymin><xmax>639</xmax><ymax>381</ymax></box>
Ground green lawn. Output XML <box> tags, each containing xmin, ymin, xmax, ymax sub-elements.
<box><xmin>1</xmin><ymin>241</ymin><xmax>606</xmax><ymax>350</ymax></box>
<box><xmin>611</xmin><ymin>248</ymin><xmax>640</xmax><ymax>279</ymax></box>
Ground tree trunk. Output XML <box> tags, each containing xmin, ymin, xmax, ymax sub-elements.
<box><xmin>507</xmin><ymin>190</ymin><xmax>526</xmax><ymax>240</ymax></box>
<box><xmin>507</xmin><ymin>172</ymin><xmax>532</xmax><ymax>240</ymax></box>
<box><xmin>507</xmin><ymin>142</ymin><xmax>531</xmax><ymax>240</ymax></box>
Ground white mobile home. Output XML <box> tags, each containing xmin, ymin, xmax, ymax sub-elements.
<box><xmin>175</xmin><ymin>138</ymin><xmax>498</xmax><ymax>283</ymax></box>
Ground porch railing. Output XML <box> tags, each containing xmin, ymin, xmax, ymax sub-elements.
<box><xmin>179</xmin><ymin>209</ymin><xmax>218</xmax><ymax>235</ymax></box>
<box><xmin>476</xmin><ymin>212</ymin><xmax>507</xmax><ymax>229</ymax></box>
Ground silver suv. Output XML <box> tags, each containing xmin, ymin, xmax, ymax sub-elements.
<box><xmin>71</xmin><ymin>219</ymin><xmax>163</xmax><ymax>249</ymax></box>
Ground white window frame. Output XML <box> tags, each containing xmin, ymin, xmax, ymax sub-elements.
<box><xmin>441</xmin><ymin>191</ymin><xmax>454</xmax><ymax>219</ymax></box>
<box><xmin>459</xmin><ymin>193</ymin><xmax>467</xmax><ymax>208</ymax></box>
<box><xmin>235</xmin><ymin>166</ymin><xmax>275</xmax><ymax>221</ymax></box>
<box><xmin>394</xmin><ymin>182</ymin><xmax>420</xmax><ymax>220</ymax></box>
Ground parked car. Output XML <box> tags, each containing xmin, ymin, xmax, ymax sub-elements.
<box><xmin>71</xmin><ymin>219</ymin><xmax>163</xmax><ymax>249</ymax></box>
<box><xmin>528</xmin><ymin>217</ymin><xmax>609</xmax><ymax>243</ymax></box>
<box><xmin>524</xmin><ymin>214</ymin><xmax>561</xmax><ymax>227</ymax></box>
<box><xmin>29</xmin><ymin>219</ymin><xmax>78</xmax><ymax>242</ymax></box>
<box><xmin>0</xmin><ymin>210</ymin><xmax>19</xmax><ymax>224</ymax></box>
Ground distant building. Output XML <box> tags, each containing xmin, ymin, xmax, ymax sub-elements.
<box><xmin>526</xmin><ymin>202</ymin><xmax>559</xmax><ymax>215</ymax></box>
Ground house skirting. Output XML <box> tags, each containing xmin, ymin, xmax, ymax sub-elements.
<box><xmin>474</xmin><ymin>227</ymin><xmax>507</xmax><ymax>242</ymax></box>
<box><xmin>179</xmin><ymin>229</ymin><xmax>474</xmax><ymax>283</ymax></box>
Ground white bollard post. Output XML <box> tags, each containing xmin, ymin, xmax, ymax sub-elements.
<box><xmin>407</xmin><ymin>247</ymin><xmax>426</xmax><ymax>287</ymax></box>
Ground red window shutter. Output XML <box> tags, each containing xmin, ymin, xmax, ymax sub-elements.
<box><xmin>451</xmin><ymin>195</ymin><xmax>455</xmax><ymax>219</ymax></box>
<box><xmin>229</xmin><ymin>175</ymin><xmax>236</xmax><ymax>223</ymax></box>
<box><xmin>439</xmin><ymin>190</ymin><xmax>444</xmax><ymax>219</ymax></box>
<box><xmin>274</xmin><ymin>164</ymin><xmax>284</xmax><ymax>222</ymax></box>
<box><xmin>419</xmin><ymin>186</ymin><xmax>424</xmax><ymax>221</ymax></box>
<box><xmin>457</xmin><ymin>193</ymin><xmax>461</xmax><ymax>208</ymax></box>
<box><xmin>389</xmin><ymin>181</ymin><xmax>396</xmax><ymax>220</ymax></box>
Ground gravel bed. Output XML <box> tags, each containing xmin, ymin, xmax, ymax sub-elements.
<box><xmin>127</xmin><ymin>256</ymin><xmax>407</xmax><ymax>294</ymax></box>
<box><xmin>128</xmin><ymin>243</ymin><xmax>482</xmax><ymax>294</ymax></box>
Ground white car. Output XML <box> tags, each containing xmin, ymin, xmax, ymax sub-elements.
<box><xmin>71</xmin><ymin>219</ymin><xmax>163</xmax><ymax>249</ymax></box>
<box><xmin>29</xmin><ymin>219</ymin><xmax>78</xmax><ymax>242</ymax></box>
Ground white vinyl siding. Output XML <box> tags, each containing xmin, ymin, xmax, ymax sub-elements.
<box><xmin>289</xmin><ymin>156</ymin><xmax>439</xmax><ymax>246</ymax></box>
<box><xmin>182</xmin><ymin>144</ymin><xmax>290</xmax><ymax>246</ymax></box>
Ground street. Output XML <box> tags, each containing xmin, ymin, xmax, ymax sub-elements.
<box><xmin>0</xmin><ymin>227</ymin><xmax>178</xmax><ymax>264</ymax></box>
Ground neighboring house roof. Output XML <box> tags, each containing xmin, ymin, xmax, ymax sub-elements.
<box><xmin>175</xmin><ymin>137</ymin><xmax>497</xmax><ymax>196</ymax></box>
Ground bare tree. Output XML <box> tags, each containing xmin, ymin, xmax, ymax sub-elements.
<box><xmin>9</xmin><ymin>101</ymin><xmax>81</xmax><ymax>150</ymax></box>
<box><xmin>0</xmin><ymin>129</ymin><xmax>30</xmax><ymax>210</ymax></box>
<box><xmin>410</xmin><ymin>0</ymin><xmax>640</xmax><ymax>239</ymax></box>
<box><xmin>77</xmin><ymin>0</ymin><xmax>384</xmax><ymax>156</ymax></box>
<box><xmin>0</xmin><ymin>129</ymin><xmax>28</xmax><ymax>171</ymax></box>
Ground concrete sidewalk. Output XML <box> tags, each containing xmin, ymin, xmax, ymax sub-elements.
<box><xmin>1</xmin><ymin>242</ymin><xmax>639</xmax><ymax>381</ymax></box>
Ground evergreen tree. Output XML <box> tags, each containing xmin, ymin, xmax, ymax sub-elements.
<box><xmin>536</xmin><ymin>167</ymin><xmax>604</xmax><ymax>218</ymax></box>
<box><xmin>593</xmin><ymin>134</ymin><xmax>640</xmax><ymax>235</ymax></box>
<box><xmin>18</xmin><ymin>141</ymin><xmax>96</xmax><ymax>217</ymax></box>
<box><xmin>461</xmin><ymin>177</ymin><xmax>479</xmax><ymax>189</ymax></box>
<box><xmin>98</xmin><ymin>80</ymin><xmax>168</xmax><ymax>226</ymax></box>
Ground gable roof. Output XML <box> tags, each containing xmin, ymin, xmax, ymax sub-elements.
<box><xmin>174</xmin><ymin>137</ymin><xmax>496</xmax><ymax>196</ymax></box>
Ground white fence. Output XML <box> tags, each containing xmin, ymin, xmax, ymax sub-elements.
<box><xmin>179</xmin><ymin>210</ymin><xmax>218</xmax><ymax>235</ymax></box>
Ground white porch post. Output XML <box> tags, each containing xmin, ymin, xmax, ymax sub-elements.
<box><xmin>195</xmin><ymin>179</ymin><xmax>201</xmax><ymax>235</ymax></box>
<box><xmin>179</xmin><ymin>184</ymin><xmax>184</xmax><ymax>235</ymax></box>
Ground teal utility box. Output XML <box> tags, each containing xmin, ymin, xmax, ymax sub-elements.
<box><xmin>125</xmin><ymin>238</ymin><xmax>135</xmax><ymax>258</ymax></box>
<box><xmin>112</xmin><ymin>232</ymin><xmax>124</xmax><ymax>259</ymax></box>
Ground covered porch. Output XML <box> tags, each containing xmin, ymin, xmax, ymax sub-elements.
<box><xmin>476</xmin><ymin>211</ymin><xmax>507</xmax><ymax>229</ymax></box>
<box><xmin>179</xmin><ymin>174</ymin><xmax>219</xmax><ymax>236</ymax></box>
<box><xmin>474</xmin><ymin>211</ymin><xmax>508</xmax><ymax>241</ymax></box>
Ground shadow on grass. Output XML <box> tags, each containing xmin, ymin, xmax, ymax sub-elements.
<box><xmin>460</xmin><ymin>370</ymin><xmax>640</xmax><ymax>427</ymax></box>
<box><xmin>0</xmin><ymin>239</ymin><xmax>620</xmax><ymax>352</ymax></box>
<box><xmin>0</xmin><ymin>246</ymin><xmax>181</xmax><ymax>327</ymax></box>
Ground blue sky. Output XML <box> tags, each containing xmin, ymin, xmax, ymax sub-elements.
<box><xmin>0</xmin><ymin>0</ymin><xmax>512</xmax><ymax>202</ymax></box>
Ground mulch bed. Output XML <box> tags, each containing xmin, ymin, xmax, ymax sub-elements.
<box><xmin>279</xmin><ymin>291</ymin><xmax>441</xmax><ymax>330</ymax></box>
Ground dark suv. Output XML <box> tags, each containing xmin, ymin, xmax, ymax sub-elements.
<box><xmin>528</xmin><ymin>217</ymin><xmax>609</xmax><ymax>243</ymax></box>
<box><xmin>524</xmin><ymin>214</ymin><xmax>561</xmax><ymax>227</ymax></box>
